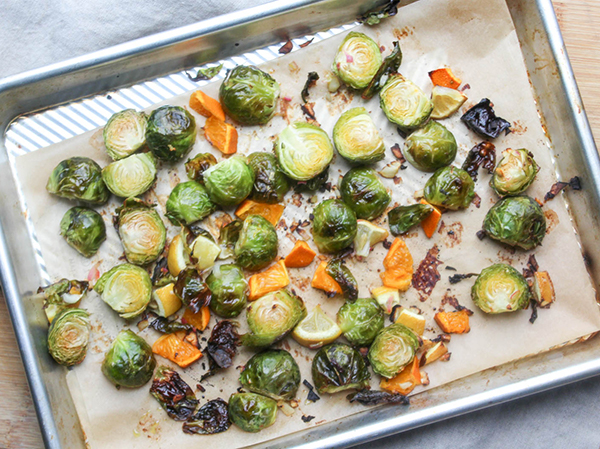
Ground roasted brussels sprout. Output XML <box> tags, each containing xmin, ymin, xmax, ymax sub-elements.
<box><xmin>174</xmin><ymin>268</ymin><xmax>211</xmax><ymax>313</ymax></box>
<box><xmin>387</xmin><ymin>203</ymin><xmax>433</xmax><ymax>236</ymax></box>
<box><xmin>404</xmin><ymin>121</ymin><xmax>457</xmax><ymax>172</ymax></box>
<box><xmin>247</xmin><ymin>152</ymin><xmax>291</xmax><ymax>203</ymax></box>
<box><xmin>380</xmin><ymin>74</ymin><xmax>433</xmax><ymax>132</ymax></box>
<box><xmin>234</xmin><ymin>215</ymin><xmax>278</xmax><ymax>271</ymax></box>
<box><xmin>368</xmin><ymin>323</ymin><xmax>420</xmax><ymax>378</ymax></box>
<box><xmin>185</xmin><ymin>152</ymin><xmax>217</xmax><ymax>183</ymax></box>
<box><xmin>94</xmin><ymin>264</ymin><xmax>152</xmax><ymax>319</ymax></box>
<box><xmin>312</xmin><ymin>199</ymin><xmax>357</xmax><ymax>254</ymax></box>
<box><xmin>311</xmin><ymin>343</ymin><xmax>371</xmax><ymax>394</ymax></box>
<box><xmin>239</xmin><ymin>349</ymin><xmax>301</xmax><ymax>401</ymax></box>
<box><xmin>242</xmin><ymin>289</ymin><xmax>306</xmax><ymax>348</ymax></box>
<box><xmin>101</xmin><ymin>152</ymin><xmax>157</xmax><ymax>198</ymax></box>
<box><xmin>150</xmin><ymin>365</ymin><xmax>198</xmax><ymax>421</ymax></box>
<box><xmin>472</xmin><ymin>263</ymin><xmax>531</xmax><ymax>314</ymax></box>
<box><xmin>183</xmin><ymin>399</ymin><xmax>231</xmax><ymax>435</ymax></box>
<box><xmin>146</xmin><ymin>105</ymin><xmax>196</xmax><ymax>162</ymax></box>
<box><xmin>482</xmin><ymin>196</ymin><xmax>546</xmax><ymax>250</ymax></box>
<box><xmin>116</xmin><ymin>199</ymin><xmax>166</xmax><ymax>265</ymax></box>
<box><xmin>219</xmin><ymin>65</ymin><xmax>280</xmax><ymax>126</ymax></box>
<box><xmin>293</xmin><ymin>167</ymin><xmax>330</xmax><ymax>193</ymax></box>
<box><xmin>103</xmin><ymin>109</ymin><xmax>148</xmax><ymax>160</ymax></box>
<box><xmin>332</xmin><ymin>32</ymin><xmax>382</xmax><ymax>90</ymax></box>
<box><xmin>424</xmin><ymin>166</ymin><xmax>475</xmax><ymax>210</ymax></box>
<box><xmin>228</xmin><ymin>392</ymin><xmax>278</xmax><ymax>433</ymax></box>
<box><xmin>59</xmin><ymin>207</ymin><xmax>106</xmax><ymax>257</ymax></box>
<box><xmin>337</xmin><ymin>297</ymin><xmax>384</xmax><ymax>347</ymax></box>
<box><xmin>37</xmin><ymin>279</ymin><xmax>89</xmax><ymax>324</ymax></box>
<box><xmin>204</xmin><ymin>155</ymin><xmax>255</xmax><ymax>207</ymax></box>
<box><xmin>46</xmin><ymin>157</ymin><xmax>110</xmax><ymax>205</ymax></box>
<box><xmin>47</xmin><ymin>308</ymin><xmax>90</xmax><ymax>366</ymax></box>
<box><xmin>166</xmin><ymin>181</ymin><xmax>217</xmax><ymax>226</ymax></box>
<box><xmin>102</xmin><ymin>329</ymin><xmax>156</xmax><ymax>388</ymax></box>
<box><xmin>491</xmin><ymin>149</ymin><xmax>539</xmax><ymax>197</ymax></box>
<box><xmin>339</xmin><ymin>168</ymin><xmax>391</xmax><ymax>220</ymax></box>
<box><xmin>333</xmin><ymin>107</ymin><xmax>385</xmax><ymax>164</ymax></box>
<box><xmin>206</xmin><ymin>264</ymin><xmax>248</xmax><ymax>318</ymax></box>
<box><xmin>274</xmin><ymin>122</ymin><xmax>334</xmax><ymax>181</ymax></box>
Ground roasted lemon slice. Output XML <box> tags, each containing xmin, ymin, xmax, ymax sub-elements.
<box><xmin>167</xmin><ymin>234</ymin><xmax>189</xmax><ymax>277</ymax></box>
<box><xmin>292</xmin><ymin>305</ymin><xmax>341</xmax><ymax>349</ymax></box>
<box><xmin>431</xmin><ymin>86</ymin><xmax>467</xmax><ymax>120</ymax></box>
<box><xmin>151</xmin><ymin>283</ymin><xmax>182</xmax><ymax>318</ymax></box>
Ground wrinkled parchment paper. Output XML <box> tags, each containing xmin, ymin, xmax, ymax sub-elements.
<box><xmin>15</xmin><ymin>0</ymin><xmax>600</xmax><ymax>446</ymax></box>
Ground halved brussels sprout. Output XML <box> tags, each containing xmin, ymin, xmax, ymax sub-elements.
<box><xmin>332</xmin><ymin>32</ymin><xmax>382</xmax><ymax>90</ymax></box>
<box><xmin>333</xmin><ymin>107</ymin><xmax>385</xmax><ymax>164</ymax></box>
<box><xmin>387</xmin><ymin>203</ymin><xmax>433</xmax><ymax>236</ymax></box>
<box><xmin>219</xmin><ymin>65</ymin><xmax>281</xmax><ymax>126</ymax></box>
<box><xmin>207</xmin><ymin>264</ymin><xmax>248</xmax><ymax>318</ymax></box>
<box><xmin>185</xmin><ymin>152</ymin><xmax>217</xmax><ymax>183</ymax></box>
<box><xmin>37</xmin><ymin>279</ymin><xmax>89</xmax><ymax>323</ymax></box>
<box><xmin>242</xmin><ymin>289</ymin><xmax>306</xmax><ymax>348</ymax></box>
<box><xmin>424</xmin><ymin>166</ymin><xmax>475</xmax><ymax>210</ymax></box>
<box><xmin>101</xmin><ymin>152</ymin><xmax>157</xmax><ymax>198</ymax></box>
<box><xmin>239</xmin><ymin>349</ymin><xmax>301</xmax><ymax>401</ymax></box>
<box><xmin>472</xmin><ymin>263</ymin><xmax>531</xmax><ymax>314</ymax></box>
<box><xmin>174</xmin><ymin>268</ymin><xmax>211</xmax><ymax>313</ymax></box>
<box><xmin>146</xmin><ymin>105</ymin><xmax>196</xmax><ymax>162</ymax></box>
<box><xmin>228</xmin><ymin>392</ymin><xmax>278</xmax><ymax>433</ymax></box>
<box><xmin>46</xmin><ymin>157</ymin><xmax>110</xmax><ymax>205</ymax></box>
<box><xmin>312</xmin><ymin>199</ymin><xmax>357</xmax><ymax>254</ymax></box>
<box><xmin>204</xmin><ymin>155</ymin><xmax>255</xmax><ymax>207</ymax></box>
<box><xmin>491</xmin><ymin>149</ymin><xmax>539</xmax><ymax>197</ymax></box>
<box><xmin>404</xmin><ymin>121</ymin><xmax>457</xmax><ymax>172</ymax></box>
<box><xmin>311</xmin><ymin>343</ymin><xmax>371</xmax><ymax>394</ymax></box>
<box><xmin>247</xmin><ymin>152</ymin><xmax>291</xmax><ymax>204</ymax></box>
<box><xmin>275</xmin><ymin>122</ymin><xmax>334</xmax><ymax>182</ymax></box>
<box><xmin>47</xmin><ymin>308</ymin><xmax>90</xmax><ymax>366</ymax></box>
<box><xmin>94</xmin><ymin>264</ymin><xmax>152</xmax><ymax>319</ymax></box>
<box><xmin>368</xmin><ymin>323</ymin><xmax>420</xmax><ymax>378</ymax></box>
<box><xmin>102</xmin><ymin>329</ymin><xmax>156</xmax><ymax>388</ymax></box>
<box><xmin>339</xmin><ymin>168</ymin><xmax>391</xmax><ymax>220</ymax></box>
<box><xmin>166</xmin><ymin>181</ymin><xmax>217</xmax><ymax>226</ymax></box>
<box><xmin>380</xmin><ymin>74</ymin><xmax>433</xmax><ymax>132</ymax></box>
<box><xmin>60</xmin><ymin>207</ymin><xmax>106</xmax><ymax>257</ymax></box>
<box><xmin>234</xmin><ymin>215</ymin><xmax>278</xmax><ymax>271</ymax></box>
<box><xmin>103</xmin><ymin>109</ymin><xmax>148</xmax><ymax>160</ymax></box>
<box><xmin>482</xmin><ymin>196</ymin><xmax>546</xmax><ymax>250</ymax></box>
<box><xmin>337</xmin><ymin>297</ymin><xmax>384</xmax><ymax>347</ymax></box>
<box><xmin>116</xmin><ymin>199</ymin><xmax>166</xmax><ymax>266</ymax></box>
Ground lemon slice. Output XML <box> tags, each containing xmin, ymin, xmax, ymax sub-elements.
<box><xmin>151</xmin><ymin>283</ymin><xmax>182</xmax><ymax>318</ymax></box>
<box><xmin>292</xmin><ymin>305</ymin><xmax>342</xmax><ymax>349</ymax></box>
<box><xmin>191</xmin><ymin>235</ymin><xmax>221</xmax><ymax>271</ymax></box>
<box><xmin>167</xmin><ymin>234</ymin><xmax>190</xmax><ymax>277</ymax></box>
<box><xmin>430</xmin><ymin>85</ymin><xmax>467</xmax><ymax>119</ymax></box>
<box><xmin>395</xmin><ymin>308</ymin><xmax>426</xmax><ymax>336</ymax></box>
<box><xmin>354</xmin><ymin>219</ymin><xmax>389</xmax><ymax>258</ymax></box>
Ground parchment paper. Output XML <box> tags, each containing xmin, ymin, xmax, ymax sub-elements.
<box><xmin>14</xmin><ymin>0</ymin><xmax>600</xmax><ymax>446</ymax></box>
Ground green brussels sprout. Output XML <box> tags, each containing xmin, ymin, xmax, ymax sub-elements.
<box><xmin>387</xmin><ymin>203</ymin><xmax>433</xmax><ymax>236</ymax></box>
<box><xmin>274</xmin><ymin>122</ymin><xmax>334</xmax><ymax>181</ymax></box>
<box><xmin>424</xmin><ymin>166</ymin><xmax>475</xmax><ymax>210</ymax></box>
<box><xmin>404</xmin><ymin>121</ymin><xmax>457</xmax><ymax>172</ymax></box>
<box><xmin>101</xmin><ymin>329</ymin><xmax>156</xmax><ymax>388</ymax></box>
<box><xmin>46</xmin><ymin>157</ymin><xmax>110</xmax><ymax>205</ymax></box>
<box><xmin>185</xmin><ymin>152</ymin><xmax>217</xmax><ymax>183</ymax></box>
<box><xmin>174</xmin><ymin>268</ymin><xmax>211</xmax><ymax>313</ymax></box>
<box><xmin>332</xmin><ymin>32</ymin><xmax>382</xmax><ymax>90</ymax></box>
<box><xmin>103</xmin><ymin>109</ymin><xmax>148</xmax><ymax>160</ymax></box>
<box><xmin>219</xmin><ymin>65</ymin><xmax>281</xmax><ymax>126</ymax></box>
<box><xmin>206</xmin><ymin>264</ymin><xmax>248</xmax><ymax>318</ymax></box>
<box><xmin>380</xmin><ymin>74</ymin><xmax>433</xmax><ymax>133</ymax></box>
<box><xmin>247</xmin><ymin>152</ymin><xmax>291</xmax><ymax>204</ymax></box>
<box><xmin>234</xmin><ymin>215</ymin><xmax>278</xmax><ymax>271</ymax></box>
<box><xmin>311</xmin><ymin>343</ymin><xmax>371</xmax><ymax>394</ymax></box>
<box><xmin>368</xmin><ymin>323</ymin><xmax>420</xmax><ymax>378</ymax></box>
<box><xmin>116</xmin><ymin>199</ymin><xmax>166</xmax><ymax>266</ymax></box>
<box><xmin>333</xmin><ymin>107</ymin><xmax>385</xmax><ymax>164</ymax></box>
<box><xmin>337</xmin><ymin>297</ymin><xmax>384</xmax><ymax>347</ymax></box>
<box><xmin>339</xmin><ymin>168</ymin><xmax>391</xmax><ymax>220</ymax></box>
<box><xmin>37</xmin><ymin>279</ymin><xmax>89</xmax><ymax>324</ymax></box>
<box><xmin>166</xmin><ymin>181</ymin><xmax>217</xmax><ymax>226</ymax></box>
<box><xmin>471</xmin><ymin>263</ymin><xmax>531</xmax><ymax>314</ymax></box>
<box><xmin>94</xmin><ymin>264</ymin><xmax>152</xmax><ymax>319</ymax></box>
<box><xmin>204</xmin><ymin>155</ymin><xmax>255</xmax><ymax>207</ymax></box>
<box><xmin>59</xmin><ymin>207</ymin><xmax>106</xmax><ymax>257</ymax></box>
<box><xmin>239</xmin><ymin>349</ymin><xmax>301</xmax><ymax>401</ymax></box>
<box><xmin>228</xmin><ymin>392</ymin><xmax>278</xmax><ymax>433</ymax></box>
<box><xmin>101</xmin><ymin>152</ymin><xmax>157</xmax><ymax>198</ymax></box>
<box><xmin>482</xmin><ymin>196</ymin><xmax>546</xmax><ymax>250</ymax></box>
<box><xmin>146</xmin><ymin>105</ymin><xmax>196</xmax><ymax>162</ymax></box>
<box><xmin>150</xmin><ymin>365</ymin><xmax>198</xmax><ymax>421</ymax></box>
<box><xmin>312</xmin><ymin>199</ymin><xmax>357</xmax><ymax>254</ymax></box>
<box><xmin>47</xmin><ymin>308</ymin><xmax>90</xmax><ymax>366</ymax></box>
<box><xmin>491</xmin><ymin>149</ymin><xmax>539</xmax><ymax>196</ymax></box>
<box><xmin>218</xmin><ymin>219</ymin><xmax>243</xmax><ymax>259</ymax></box>
<box><xmin>326</xmin><ymin>259</ymin><xmax>358</xmax><ymax>301</ymax></box>
<box><xmin>242</xmin><ymin>289</ymin><xmax>306</xmax><ymax>348</ymax></box>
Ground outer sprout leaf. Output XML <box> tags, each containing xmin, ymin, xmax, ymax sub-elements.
<box><xmin>207</xmin><ymin>320</ymin><xmax>240</xmax><ymax>369</ymax></box>
<box><xmin>150</xmin><ymin>366</ymin><xmax>199</xmax><ymax>421</ymax></box>
<box><xmin>185</xmin><ymin>153</ymin><xmax>217</xmax><ymax>183</ymax></box>
<box><xmin>146</xmin><ymin>106</ymin><xmax>197</xmax><ymax>162</ymax></box>
<box><xmin>359</xmin><ymin>0</ymin><xmax>401</xmax><ymax>25</ymax></box>
<box><xmin>301</xmin><ymin>72</ymin><xmax>320</xmax><ymax>103</ymax></box>
<box><xmin>183</xmin><ymin>399</ymin><xmax>231</xmax><ymax>435</ymax></box>
<box><xmin>388</xmin><ymin>204</ymin><xmax>433</xmax><ymax>236</ymax></box>
<box><xmin>461</xmin><ymin>99</ymin><xmax>511</xmax><ymax>139</ymax></box>
<box><xmin>326</xmin><ymin>259</ymin><xmax>358</xmax><ymax>301</ymax></box>
<box><xmin>207</xmin><ymin>264</ymin><xmax>248</xmax><ymax>318</ymax></box>
<box><xmin>174</xmin><ymin>268</ymin><xmax>212</xmax><ymax>313</ymax></box>
<box><xmin>347</xmin><ymin>390</ymin><xmax>409</xmax><ymax>406</ymax></box>
<box><xmin>462</xmin><ymin>141</ymin><xmax>496</xmax><ymax>181</ymax></box>
<box><xmin>362</xmin><ymin>41</ymin><xmax>402</xmax><ymax>100</ymax></box>
<box><xmin>339</xmin><ymin>168</ymin><xmax>391</xmax><ymax>220</ymax></box>
<box><xmin>186</xmin><ymin>63</ymin><xmax>224</xmax><ymax>82</ymax></box>
<box><xmin>337</xmin><ymin>297</ymin><xmax>384</xmax><ymax>346</ymax></box>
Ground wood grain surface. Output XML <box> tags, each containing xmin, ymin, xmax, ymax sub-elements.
<box><xmin>0</xmin><ymin>1</ymin><xmax>598</xmax><ymax>447</ymax></box>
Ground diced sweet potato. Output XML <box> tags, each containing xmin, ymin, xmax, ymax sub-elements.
<box><xmin>380</xmin><ymin>238</ymin><xmax>413</xmax><ymax>291</ymax></box>
<box><xmin>380</xmin><ymin>357</ymin><xmax>421</xmax><ymax>396</ymax></box>
<box><xmin>235</xmin><ymin>199</ymin><xmax>285</xmax><ymax>226</ymax></box>
<box><xmin>532</xmin><ymin>271</ymin><xmax>555</xmax><ymax>307</ymax></box>
<box><xmin>419</xmin><ymin>200</ymin><xmax>442</xmax><ymax>238</ymax></box>
<box><xmin>434</xmin><ymin>310</ymin><xmax>471</xmax><ymax>334</ymax></box>
<box><xmin>248</xmin><ymin>261</ymin><xmax>290</xmax><ymax>300</ymax></box>
<box><xmin>311</xmin><ymin>261</ymin><xmax>342</xmax><ymax>296</ymax></box>
<box><xmin>284</xmin><ymin>241</ymin><xmax>317</xmax><ymax>268</ymax></box>
<box><xmin>189</xmin><ymin>90</ymin><xmax>226</xmax><ymax>121</ymax></box>
<box><xmin>420</xmin><ymin>341</ymin><xmax>449</xmax><ymax>366</ymax></box>
<box><xmin>428</xmin><ymin>68</ymin><xmax>462</xmax><ymax>89</ymax></box>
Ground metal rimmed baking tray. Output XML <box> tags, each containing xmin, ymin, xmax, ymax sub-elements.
<box><xmin>1</xmin><ymin>0</ymin><xmax>600</xmax><ymax>447</ymax></box>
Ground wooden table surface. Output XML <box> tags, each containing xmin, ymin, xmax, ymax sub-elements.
<box><xmin>1</xmin><ymin>1</ymin><xmax>599</xmax><ymax>447</ymax></box>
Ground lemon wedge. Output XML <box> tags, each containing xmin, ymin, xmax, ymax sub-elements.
<box><xmin>151</xmin><ymin>283</ymin><xmax>182</xmax><ymax>318</ymax></box>
<box><xmin>431</xmin><ymin>85</ymin><xmax>467</xmax><ymax>120</ymax></box>
<box><xmin>354</xmin><ymin>219</ymin><xmax>389</xmax><ymax>258</ymax></box>
<box><xmin>292</xmin><ymin>305</ymin><xmax>342</xmax><ymax>349</ymax></box>
<box><xmin>191</xmin><ymin>234</ymin><xmax>221</xmax><ymax>271</ymax></box>
<box><xmin>167</xmin><ymin>234</ymin><xmax>190</xmax><ymax>277</ymax></box>
<box><xmin>395</xmin><ymin>308</ymin><xmax>426</xmax><ymax>336</ymax></box>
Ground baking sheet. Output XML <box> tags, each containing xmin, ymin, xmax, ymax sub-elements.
<box><xmin>14</xmin><ymin>0</ymin><xmax>600</xmax><ymax>446</ymax></box>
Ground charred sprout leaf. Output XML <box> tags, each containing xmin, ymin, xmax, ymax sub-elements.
<box><xmin>380</xmin><ymin>74</ymin><xmax>433</xmax><ymax>133</ymax></box>
<box><xmin>424</xmin><ymin>166</ymin><xmax>475</xmax><ymax>210</ymax></box>
<box><xmin>340</xmin><ymin>168</ymin><xmax>391</xmax><ymax>220</ymax></box>
<box><xmin>38</xmin><ymin>279</ymin><xmax>89</xmax><ymax>323</ymax></box>
<box><xmin>293</xmin><ymin>168</ymin><xmax>330</xmax><ymax>193</ymax></box>
<box><xmin>404</xmin><ymin>121</ymin><xmax>457</xmax><ymax>172</ymax></box>
<box><xmin>47</xmin><ymin>308</ymin><xmax>90</xmax><ymax>366</ymax></box>
<box><xmin>166</xmin><ymin>181</ymin><xmax>217</xmax><ymax>226</ymax></box>
<box><xmin>228</xmin><ymin>392</ymin><xmax>278</xmax><ymax>433</ymax></box>
<box><xmin>312</xmin><ymin>199</ymin><xmax>358</xmax><ymax>254</ymax></box>
<box><xmin>337</xmin><ymin>297</ymin><xmax>384</xmax><ymax>347</ymax></box>
<box><xmin>60</xmin><ymin>207</ymin><xmax>106</xmax><ymax>257</ymax></box>
<box><xmin>461</xmin><ymin>99</ymin><xmax>511</xmax><ymax>139</ymax></box>
<box><xmin>183</xmin><ymin>399</ymin><xmax>231</xmax><ymax>435</ymax></box>
<box><xmin>185</xmin><ymin>152</ymin><xmax>217</xmax><ymax>183</ymax></box>
<box><xmin>333</xmin><ymin>108</ymin><xmax>385</xmax><ymax>165</ymax></box>
<box><xmin>247</xmin><ymin>152</ymin><xmax>291</xmax><ymax>204</ymax></box>
<box><xmin>332</xmin><ymin>32</ymin><xmax>382</xmax><ymax>90</ymax></box>
<box><xmin>207</xmin><ymin>320</ymin><xmax>240</xmax><ymax>369</ymax></box>
<box><xmin>149</xmin><ymin>316</ymin><xmax>192</xmax><ymax>334</ymax></box>
<box><xmin>448</xmin><ymin>273</ymin><xmax>478</xmax><ymax>284</ymax></box>
<box><xmin>462</xmin><ymin>141</ymin><xmax>496</xmax><ymax>182</ymax></box>
<box><xmin>362</xmin><ymin>41</ymin><xmax>402</xmax><ymax>100</ymax></box>
<box><xmin>279</xmin><ymin>40</ymin><xmax>293</xmax><ymax>55</ymax></box>
<box><xmin>150</xmin><ymin>365</ymin><xmax>198</xmax><ymax>421</ymax></box>
<box><xmin>472</xmin><ymin>263</ymin><xmax>531</xmax><ymax>314</ymax></box>
<box><xmin>491</xmin><ymin>148</ymin><xmax>538</xmax><ymax>196</ymax></box>
<box><xmin>368</xmin><ymin>323</ymin><xmax>420</xmax><ymax>378</ymax></box>
<box><xmin>347</xmin><ymin>390</ymin><xmax>409</xmax><ymax>406</ymax></box>
<box><xmin>359</xmin><ymin>0</ymin><xmax>401</xmax><ymax>25</ymax></box>
<box><xmin>234</xmin><ymin>215</ymin><xmax>278</xmax><ymax>271</ymax></box>
<box><xmin>239</xmin><ymin>349</ymin><xmax>301</xmax><ymax>401</ymax></box>
<box><xmin>103</xmin><ymin>109</ymin><xmax>147</xmax><ymax>161</ymax></box>
<box><xmin>94</xmin><ymin>264</ymin><xmax>152</xmax><ymax>319</ymax></box>
<box><xmin>46</xmin><ymin>157</ymin><xmax>110</xmax><ymax>205</ymax></box>
<box><xmin>186</xmin><ymin>63</ymin><xmax>224</xmax><ymax>82</ymax></box>
<box><xmin>219</xmin><ymin>219</ymin><xmax>243</xmax><ymax>259</ymax></box>
<box><xmin>102</xmin><ymin>152</ymin><xmax>157</xmax><ymax>198</ymax></box>
<box><xmin>102</xmin><ymin>329</ymin><xmax>156</xmax><ymax>388</ymax></box>
<box><xmin>206</xmin><ymin>264</ymin><xmax>248</xmax><ymax>318</ymax></box>
<box><xmin>301</xmin><ymin>72</ymin><xmax>320</xmax><ymax>103</ymax></box>
<box><xmin>204</xmin><ymin>155</ymin><xmax>255</xmax><ymax>207</ymax></box>
<box><xmin>146</xmin><ymin>105</ymin><xmax>196</xmax><ymax>162</ymax></box>
<box><xmin>326</xmin><ymin>259</ymin><xmax>358</xmax><ymax>302</ymax></box>
<box><xmin>388</xmin><ymin>204</ymin><xmax>433</xmax><ymax>236</ymax></box>
<box><xmin>174</xmin><ymin>268</ymin><xmax>212</xmax><ymax>313</ymax></box>
<box><xmin>544</xmin><ymin>177</ymin><xmax>582</xmax><ymax>202</ymax></box>
<box><xmin>311</xmin><ymin>343</ymin><xmax>371</xmax><ymax>394</ymax></box>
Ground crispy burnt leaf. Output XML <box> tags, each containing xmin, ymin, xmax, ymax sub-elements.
<box><xmin>207</xmin><ymin>320</ymin><xmax>240</xmax><ymax>369</ymax></box>
<box><xmin>294</xmin><ymin>167</ymin><xmax>330</xmax><ymax>193</ymax></box>
<box><xmin>326</xmin><ymin>259</ymin><xmax>358</xmax><ymax>301</ymax></box>
<box><xmin>544</xmin><ymin>176</ymin><xmax>582</xmax><ymax>202</ymax></box>
<box><xmin>151</xmin><ymin>257</ymin><xmax>173</xmax><ymax>287</ymax></box>
<box><xmin>359</xmin><ymin>0</ymin><xmax>401</xmax><ymax>25</ymax></box>
<box><xmin>183</xmin><ymin>399</ymin><xmax>231</xmax><ymax>435</ymax></box>
<box><xmin>149</xmin><ymin>316</ymin><xmax>193</xmax><ymax>334</ymax></box>
<box><xmin>150</xmin><ymin>366</ymin><xmax>199</xmax><ymax>421</ymax></box>
<box><xmin>279</xmin><ymin>40</ymin><xmax>293</xmax><ymax>54</ymax></box>
<box><xmin>461</xmin><ymin>99</ymin><xmax>511</xmax><ymax>139</ymax></box>
<box><xmin>174</xmin><ymin>268</ymin><xmax>212</xmax><ymax>314</ymax></box>
<box><xmin>302</xmin><ymin>72</ymin><xmax>320</xmax><ymax>103</ymax></box>
<box><xmin>186</xmin><ymin>64</ymin><xmax>224</xmax><ymax>82</ymax></box>
<box><xmin>347</xmin><ymin>390</ymin><xmax>410</xmax><ymax>406</ymax></box>
<box><xmin>362</xmin><ymin>41</ymin><xmax>402</xmax><ymax>100</ymax></box>
<box><xmin>448</xmin><ymin>273</ymin><xmax>478</xmax><ymax>284</ymax></box>
<box><xmin>462</xmin><ymin>141</ymin><xmax>496</xmax><ymax>181</ymax></box>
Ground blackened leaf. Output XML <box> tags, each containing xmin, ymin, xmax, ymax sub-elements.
<box><xmin>183</xmin><ymin>399</ymin><xmax>231</xmax><ymax>435</ymax></box>
<box><xmin>359</xmin><ymin>0</ymin><xmax>401</xmax><ymax>26</ymax></box>
<box><xmin>207</xmin><ymin>321</ymin><xmax>240</xmax><ymax>369</ymax></box>
<box><xmin>462</xmin><ymin>141</ymin><xmax>496</xmax><ymax>181</ymax></box>
<box><xmin>301</xmin><ymin>415</ymin><xmax>315</xmax><ymax>422</ymax></box>
<box><xmin>186</xmin><ymin>64</ymin><xmax>224</xmax><ymax>82</ymax></box>
<box><xmin>301</xmin><ymin>102</ymin><xmax>317</xmax><ymax>122</ymax></box>
<box><xmin>294</xmin><ymin>167</ymin><xmax>329</xmax><ymax>193</ymax></box>
<box><xmin>544</xmin><ymin>176</ymin><xmax>582</xmax><ymax>202</ymax></box>
<box><xmin>150</xmin><ymin>366</ymin><xmax>199</xmax><ymax>421</ymax></box>
<box><xmin>448</xmin><ymin>273</ymin><xmax>478</xmax><ymax>284</ymax></box>
<box><xmin>279</xmin><ymin>40</ymin><xmax>293</xmax><ymax>54</ymax></box>
<box><xmin>174</xmin><ymin>268</ymin><xmax>212</xmax><ymax>314</ymax></box>
<box><xmin>326</xmin><ymin>259</ymin><xmax>358</xmax><ymax>301</ymax></box>
<box><xmin>362</xmin><ymin>41</ymin><xmax>402</xmax><ymax>100</ymax></box>
<box><xmin>347</xmin><ymin>390</ymin><xmax>410</xmax><ymax>406</ymax></box>
<box><xmin>300</xmin><ymin>38</ymin><xmax>314</xmax><ymax>48</ymax></box>
<box><xmin>149</xmin><ymin>316</ymin><xmax>193</xmax><ymax>334</ymax></box>
<box><xmin>301</xmin><ymin>72</ymin><xmax>320</xmax><ymax>103</ymax></box>
<box><xmin>461</xmin><ymin>99</ymin><xmax>511</xmax><ymax>139</ymax></box>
